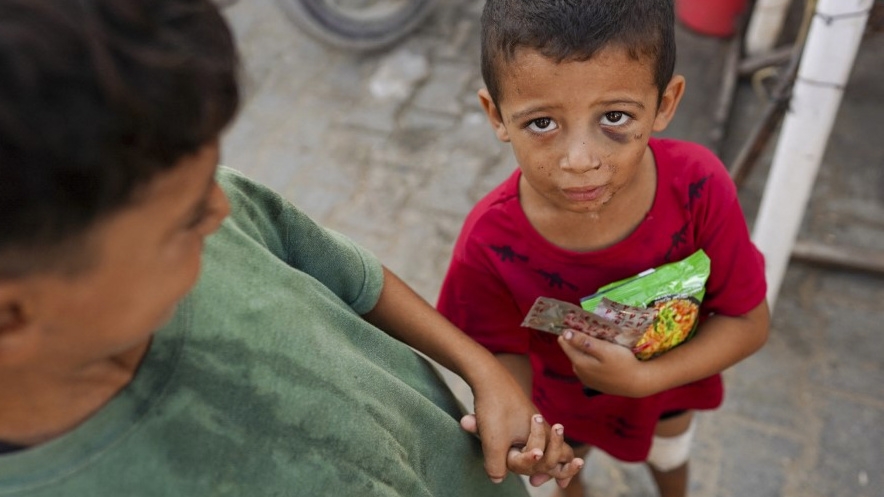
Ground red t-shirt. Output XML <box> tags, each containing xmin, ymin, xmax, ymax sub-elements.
<box><xmin>437</xmin><ymin>138</ymin><xmax>766</xmax><ymax>462</ymax></box>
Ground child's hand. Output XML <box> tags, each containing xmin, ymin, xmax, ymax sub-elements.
<box><xmin>558</xmin><ymin>329</ymin><xmax>650</xmax><ymax>397</ymax></box>
<box><xmin>459</xmin><ymin>412</ymin><xmax>584</xmax><ymax>488</ymax></box>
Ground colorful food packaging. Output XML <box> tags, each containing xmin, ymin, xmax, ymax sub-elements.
<box><xmin>521</xmin><ymin>250</ymin><xmax>711</xmax><ymax>361</ymax></box>
<box><xmin>521</xmin><ymin>296</ymin><xmax>647</xmax><ymax>348</ymax></box>
<box><xmin>581</xmin><ymin>249</ymin><xmax>710</xmax><ymax>360</ymax></box>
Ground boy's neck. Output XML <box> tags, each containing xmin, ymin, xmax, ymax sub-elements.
<box><xmin>0</xmin><ymin>340</ymin><xmax>149</xmax><ymax>447</ymax></box>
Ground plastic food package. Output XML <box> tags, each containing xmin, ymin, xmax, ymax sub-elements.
<box><xmin>521</xmin><ymin>296</ymin><xmax>647</xmax><ymax>348</ymax></box>
<box><xmin>522</xmin><ymin>249</ymin><xmax>711</xmax><ymax>360</ymax></box>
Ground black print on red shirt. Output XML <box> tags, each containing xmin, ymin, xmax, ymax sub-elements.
<box><xmin>685</xmin><ymin>175</ymin><xmax>711</xmax><ymax>210</ymax></box>
<box><xmin>608</xmin><ymin>416</ymin><xmax>642</xmax><ymax>439</ymax></box>
<box><xmin>664</xmin><ymin>221</ymin><xmax>690</xmax><ymax>262</ymax></box>
<box><xmin>535</xmin><ymin>269</ymin><xmax>579</xmax><ymax>291</ymax></box>
<box><xmin>488</xmin><ymin>244</ymin><xmax>529</xmax><ymax>263</ymax></box>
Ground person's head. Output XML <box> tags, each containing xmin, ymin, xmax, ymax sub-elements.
<box><xmin>480</xmin><ymin>0</ymin><xmax>677</xmax><ymax>107</ymax></box>
<box><xmin>0</xmin><ymin>0</ymin><xmax>238</xmax><ymax>278</ymax></box>
<box><xmin>476</xmin><ymin>0</ymin><xmax>685</xmax><ymax>223</ymax></box>
<box><xmin>0</xmin><ymin>0</ymin><xmax>238</xmax><ymax>367</ymax></box>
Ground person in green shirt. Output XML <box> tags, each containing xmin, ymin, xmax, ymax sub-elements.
<box><xmin>0</xmin><ymin>0</ymin><xmax>583</xmax><ymax>495</ymax></box>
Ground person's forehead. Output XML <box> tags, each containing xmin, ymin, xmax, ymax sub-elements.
<box><xmin>495</xmin><ymin>46</ymin><xmax>656</xmax><ymax>101</ymax></box>
<box><xmin>136</xmin><ymin>145</ymin><xmax>218</xmax><ymax>204</ymax></box>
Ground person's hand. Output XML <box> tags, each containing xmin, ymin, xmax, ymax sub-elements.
<box><xmin>459</xmin><ymin>411</ymin><xmax>584</xmax><ymax>488</ymax></box>
<box><xmin>557</xmin><ymin>329</ymin><xmax>651</xmax><ymax>397</ymax></box>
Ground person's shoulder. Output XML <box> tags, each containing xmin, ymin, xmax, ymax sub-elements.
<box><xmin>650</xmin><ymin>137</ymin><xmax>722</xmax><ymax>168</ymax></box>
<box><xmin>452</xmin><ymin>169</ymin><xmax>522</xmax><ymax>251</ymax></box>
<box><xmin>216</xmin><ymin>166</ymin><xmax>270</xmax><ymax>198</ymax></box>
<box><xmin>651</xmin><ymin>137</ymin><xmax>732</xmax><ymax>183</ymax></box>
<box><xmin>463</xmin><ymin>169</ymin><xmax>520</xmax><ymax>226</ymax></box>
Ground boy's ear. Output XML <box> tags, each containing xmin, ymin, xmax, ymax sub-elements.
<box><xmin>0</xmin><ymin>284</ymin><xmax>38</xmax><ymax>365</ymax></box>
<box><xmin>477</xmin><ymin>88</ymin><xmax>511</xmax><ymax>143</ymax></box>
<box><xmin>652</xmin><ymin>75</ymin><xmax>686</xmax><ymax>133</ymax></box>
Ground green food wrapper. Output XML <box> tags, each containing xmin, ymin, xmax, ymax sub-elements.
<box><xmin>580</xmin><ymin>249</ymin><xmax>711</xmax><ymax>360</ymax></box>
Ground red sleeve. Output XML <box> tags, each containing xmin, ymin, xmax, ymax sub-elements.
<box><xmin>692</xmin><ymin>149</ymin><xmax>767</xmax><ymax>317</ymax></box>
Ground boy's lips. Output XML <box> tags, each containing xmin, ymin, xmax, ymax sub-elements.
<box><xmin>562</xmin><ymin>185</ymin><xmax>606</xmax><ymax>202</ymax></box>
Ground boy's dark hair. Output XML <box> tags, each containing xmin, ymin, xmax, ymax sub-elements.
<box><xmin>480</xmin><ymin>0</ymin><xmax>676</xmax><ymax>106</ymax></box>
<box><xmin>0</xmin><ymin>0</ymin><xmax>239</xmax><ymax>276</ymax></box>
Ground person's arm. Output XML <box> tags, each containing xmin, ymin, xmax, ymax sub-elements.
<box><xmin>363</xmin><ymin>267</ymin><xmax>582</xmax><ymax>486</ymax></box>
<box><xmin>558</xmin><ymin>300</ymin><xmax>770</xmax><ymax>398</ymax></box>
<box><xmin>495</xmin><ymin>353</ymin><xmax>533</xmax><ymax>397</ymax></box>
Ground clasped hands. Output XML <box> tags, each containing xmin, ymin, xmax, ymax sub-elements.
<box><xmin>459</xmin><ymin>412</ymin><xmax>584</xmax><ymax>488</ymax></box>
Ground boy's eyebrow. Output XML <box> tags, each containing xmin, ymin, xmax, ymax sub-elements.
<box><xmin>597</xmin><ymin>99</ymin><xmax>646</xmax><ymax>110</ymax></box>
<box><xmin>509</xmin><ymin>105</ymin><xmax>559</xmax><ymax>121</ymax></box>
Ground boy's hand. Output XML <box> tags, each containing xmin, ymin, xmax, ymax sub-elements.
<box><xmin>558</xmin><ymin>329</ymin><xmax>650</xmax><ymax>398</ymax></box>
<box><xmin>459</xmin><ymin>412</ymin><xmax>584</xmax><ymax>488</ymax></box>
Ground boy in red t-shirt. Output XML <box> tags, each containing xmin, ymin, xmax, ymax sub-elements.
<box><xmin>436</xmin><ymin>1</ymin><xmax>770</xmax><ymax>496</ymax></box>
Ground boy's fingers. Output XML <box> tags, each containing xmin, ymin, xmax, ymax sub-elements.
<box><xmin>523</xmin><ymin>414</ymin><xmax>547</xmax><ymax>456</ymax></box>
<box><xmin>537</xmin><ymin>424</ymin><xmax>568</xmax><ymax>468</ymax></box>
<box><xmin>528</xmin><ymin>473</ymin><xmax>552</xmax><ymax>487</ymax></box>
<box><xmin>480</xmin><ymin>430</ymin><xmax>511</xmax><ymax>483</ymax></box>
<box><xmin>552</xmin><ymin>457</ymin><xmax>584</xmax><ymax>483</ymax></box>
<box><xmin>459</xmin><ymin>414</ymin><xmax>478</xmax><ymax>435</ymax></box>
<box><xmin>558</xmin><ymin>332</ymin><xmax>604</xmax><ymax>360</ymax></box>
<box><xmin>506</xmin><ymin>446</ymin><xmax>543</xmax><ymax>475</ymax></box>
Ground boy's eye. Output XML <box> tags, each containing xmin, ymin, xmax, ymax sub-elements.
<box><xmin>184</xmin><ymin>203</ymin><xmax>211</xmax><ymax>231</ymax></box>
<box><xmin>526</xmin><ymin>117</ymin><xmax>558</xmax><ymax>133</ymax></box>
<box><xmin>185</xmin><ymin>212</ymin><xmax>209</xmax><ymax>231</ymax></box>
<box><xmin>600</xmin><ymin>111</ymin><xmax>630</xmax><ymax>126</ymax></box>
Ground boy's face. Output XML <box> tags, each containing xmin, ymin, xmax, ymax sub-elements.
<box><xmin>479</xmin><ymin>46</ymin><xmax>683</xmax><ymax>218</ymax></box>
<box><xmin>9</xmin><ymin>142</ymin><xmax>229</xmax><ymax>370</ymax></box>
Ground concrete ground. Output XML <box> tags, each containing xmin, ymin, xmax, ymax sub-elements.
<box><xmin>219</xmin><ymin>1</ymin><xmax>883</xmax><ymax>496</ymax></box>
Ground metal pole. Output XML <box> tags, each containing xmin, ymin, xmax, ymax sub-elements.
<box><xmin>751</xmin><ymin>0</ymin><xmax>873</xmax><ymax>309</ymax></box>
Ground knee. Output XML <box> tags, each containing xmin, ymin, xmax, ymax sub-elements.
<box><xmin>645</xmin><ymin>419</ymin><xmax>695</xmax><ymax>472</ymax></box>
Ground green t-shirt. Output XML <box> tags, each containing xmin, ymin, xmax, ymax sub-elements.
<box><xmin>0</xmin><ymin>168</ymin><xmax>528</xmax><ymax>497</ymax></box>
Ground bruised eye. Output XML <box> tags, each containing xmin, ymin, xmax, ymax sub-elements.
<box><xmin>600</xmin><ymin>111</ymin><xmax>631</xmax><ymax>126</ymax></box>
<box><xmin>526</xmin><ymin>117</ymin><xmax>558</xmax><ymax>134</ymax></box>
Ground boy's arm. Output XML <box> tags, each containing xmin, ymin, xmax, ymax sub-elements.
<box><xmin>558</xmin><ymin>300</ymin><xmax>770</xmax><ymax>398</ymax></box>
<box><xmin>363</xmin><ymin>267</ymin><xmax>582</xmax><ymax>486</ymax></box>
<box><xmin>495</xmin><ymin>353</ymin><xmax>533</xmax><ymax>397</ymax></box>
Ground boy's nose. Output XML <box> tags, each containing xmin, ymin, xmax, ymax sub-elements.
<box><xmin>561</xmin><ymin>137</ymin><xmax>601</xmax><ymax>173</ymax></box>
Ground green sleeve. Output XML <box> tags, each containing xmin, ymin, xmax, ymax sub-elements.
<box><xmin>215</xmin><ymin>166</ymin><xmax>383</xmax><ymax>314</ymax></box>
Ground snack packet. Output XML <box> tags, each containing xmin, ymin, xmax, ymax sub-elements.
<box><xmin>521</xmin><ymin>250</ymin><xmax>710</xmax><ymax>361</ymax></box>
<box><xmin>521</xmin><ymin>297</ymin><xmax>646</xmax><ymax>348</ymax></box>
<box><xmin>581</xmin><ymin>249</ymin><xmax>710</xmax><ymax>360</ymax></box>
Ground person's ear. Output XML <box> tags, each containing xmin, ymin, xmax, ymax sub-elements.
<box><xmin>652</xmin><ymin>74</ymin><xmax>686</xmax><ymax>133</ymax></box>
<box><xmin>0</xmin><ymin>284</ymin><xmax>38</xmax><ymax>365</ymax></box>
<box><xmin>478</xmin><ymin>88</ymin><xmax>511</xmax><ymax>143</ymax></box>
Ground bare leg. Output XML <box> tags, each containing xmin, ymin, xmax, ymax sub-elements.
<box><xmin>648</xmin><ymin>461</ymin><xmax>688</xmax><ymax>497</ymax></box>
<box><xmin>646</xmin><ymin>411</ymin><xmax>693</xmax><ymax>497</ymax></box>
<box><xmin>554</xmin><ymin>445</ymin><xmax>591</xmax><ymax>497</ymax></box>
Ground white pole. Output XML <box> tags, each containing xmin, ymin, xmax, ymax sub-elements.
<box><xmin>752</xmin><ymin>0</ymin><xmax>872</xmax><ymax>309</ymax></box>
<box><xmin>745</xmin><ymin>0</ymin><xmax>794</xmax><ymax>55</ymax></box>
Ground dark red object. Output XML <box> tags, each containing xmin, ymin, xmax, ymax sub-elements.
<box><xmin>676</xmin><ymin>0</ymin><xmax>749</xmax><ymax>38</ymax></box>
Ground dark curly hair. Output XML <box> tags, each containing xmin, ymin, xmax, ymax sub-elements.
<box><xmin>0</xmin><ymin>0</ymin><xmax>239</xmax><ymax>276</ymax></box>
<box><xmin>480</xmin><ymin>0</ymin><xmax>676</xmax><ymax>106</ymax></box>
